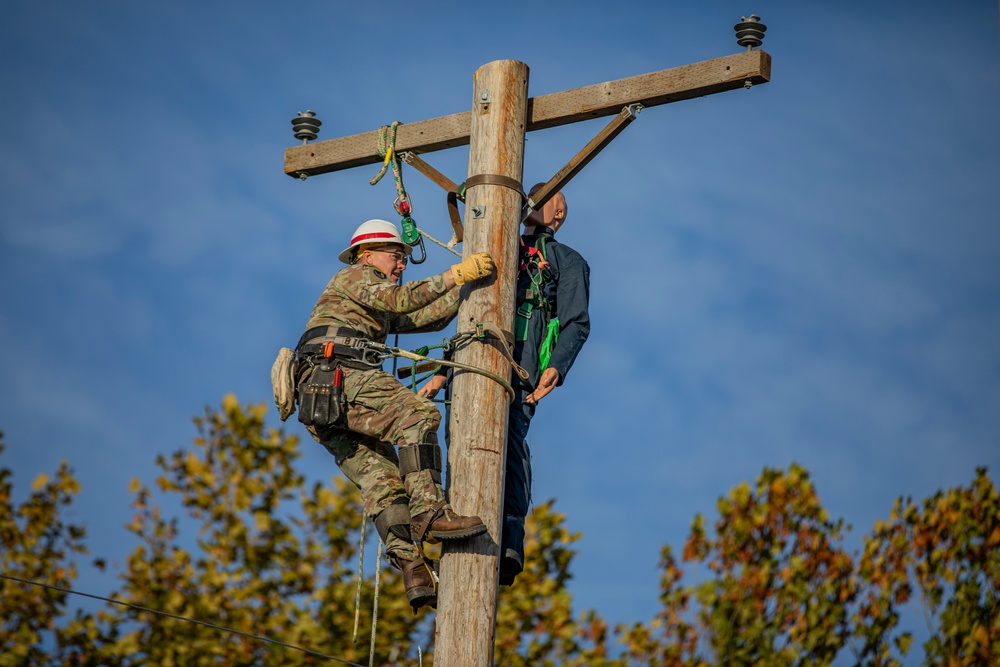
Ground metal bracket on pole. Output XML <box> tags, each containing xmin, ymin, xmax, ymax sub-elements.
<box><xmin>523</xmin><ymin>103</ymin><xmax>643</xmax><ymax>221</ymax></box>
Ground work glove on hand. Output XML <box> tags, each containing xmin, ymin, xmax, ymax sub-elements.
<box><xmin>452</xmin><ymin>252</ymin><xmax>495</xmax><ymax>286</ymax></box>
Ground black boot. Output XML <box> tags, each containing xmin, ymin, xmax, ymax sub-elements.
<box><xmin>498</xmin><ymin>515</ymin><xmax>525</xmax><ymax>586</ymax></box>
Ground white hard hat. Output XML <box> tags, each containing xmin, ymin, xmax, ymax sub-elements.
<box><xmin>338</xmin><ymin>219</ymin><xmax>412</xmax><ymax>264</ymax></box>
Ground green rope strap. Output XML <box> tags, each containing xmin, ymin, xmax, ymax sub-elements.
<box><xmin>370</xmin><ymin>121</ymin><xmax>410</xmax><ymax>214</ymax></box>
<box><xmin>539</xmin><ymin>317</ymin><xmax>561</xmax><ymax>371</ymax></box>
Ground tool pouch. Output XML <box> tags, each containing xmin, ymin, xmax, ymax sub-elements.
<box><xmin>270</xmin><ymin>347</ymin><xmax>297</xmax><ymax>421</ymax></box>
<box><xmin>297</xmin><ymin>362</ymin><xmax>344</xmax><ymax>428</ymax></box>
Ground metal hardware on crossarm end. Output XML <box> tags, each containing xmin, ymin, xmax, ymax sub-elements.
<box><xmin>734</xmin><ymin>15</ymin><xmax>766</xmax><ymax>51</ymax></box>
<box><xmin>292</xmin><ymin>110</ymin><xmax>322</xmax><ymax>144</ymax></box>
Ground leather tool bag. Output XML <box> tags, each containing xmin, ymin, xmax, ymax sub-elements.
<box><xmin>297</xmin><ymin>361</ymin><xmax>344</xmax><ymax>428</ymax></box>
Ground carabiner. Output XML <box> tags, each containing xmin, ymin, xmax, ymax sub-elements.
<box><xmin>394</xmin><ymin>193</ymin><xmax>412</xmax><ymax>216</ymax></box>
<box><xmin>408</xmin><ymin>236</ymin><xmax>427</xmax><ymax>264</ymax></box>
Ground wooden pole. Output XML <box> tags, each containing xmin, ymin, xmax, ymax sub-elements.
<box><xmin>434</xmin><ymin>59</ymin><xmax>529</xmax><ymax>666</ymax></box>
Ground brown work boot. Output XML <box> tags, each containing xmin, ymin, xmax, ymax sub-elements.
<box><xmin>400</xmin><ymin>557</ymin><xmax>437</xmax><ymax>613</ymax></box>
<box><xmin>411</xmin><ymin>503</ymin><xmax>488</xmax><ymax>543</ymax></box>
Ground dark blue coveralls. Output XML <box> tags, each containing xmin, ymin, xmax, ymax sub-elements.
<box><xmin>500</xmin><ymin>225</ymin><xmax>591</xmax><ymax>584</ymax></box>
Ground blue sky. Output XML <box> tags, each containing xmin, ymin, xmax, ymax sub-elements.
<box><xmin>2</xmin><ymin>0</ymin><xmax>998</xmax><ymax>653</ymax></box>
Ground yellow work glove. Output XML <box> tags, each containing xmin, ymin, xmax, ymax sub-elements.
<box><xmin>451</xmin><ymin>252</ymin><xmax>495</xmax><ymax>286</ymax></box>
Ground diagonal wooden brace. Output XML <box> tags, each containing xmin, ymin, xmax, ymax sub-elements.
<box><xmin>401</xmin><ymin>151</ymin><xmax>461</xmax><ymax>195</ymax></box>
<box><xmin>525</xmin><ymin>103</ymin><xmax>641</xmax><ymax>217</ymax></box>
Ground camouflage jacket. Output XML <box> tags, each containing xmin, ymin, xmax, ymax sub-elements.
<box><xmin>304</xmin><ymin>264</ymin><xmax>461</xmax><ymax>343</ymax></box>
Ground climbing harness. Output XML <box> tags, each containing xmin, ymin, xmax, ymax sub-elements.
<box><xmin>295</xmin><ymin>323</ymin><xmax>522</xmax><ymax>405</ymax></box>
<box><xmin>297</xmin><ymin>326</ymin><xmax>387</xmax><ymax>369</ymax></box>
<box><xmin>515</xmin><ymin>234</ymin><xmax>561</xmax><ymax>371</ymax></box>
<box><xmin>295</xmin><ymin>326</ymin><xmax>382</xmax><ymax>430</ymax></box>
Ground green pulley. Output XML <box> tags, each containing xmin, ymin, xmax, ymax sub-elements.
<box><xmin>399</xmin><ymin>214</ymin><xmax>426</xmax><ymax>264</ymax></box>
<box><xmin>400</xmin><ymin>215</ymin><xmax>421</xmax><ymax>245</ymax></box>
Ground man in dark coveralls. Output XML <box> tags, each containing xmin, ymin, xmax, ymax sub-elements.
<box><xmin>421</xmin><ymin>185</ymin><xmax>591</xmax><ymax>586</ymax></box>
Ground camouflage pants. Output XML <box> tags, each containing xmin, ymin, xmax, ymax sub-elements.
<box><xmin>306</xmin><ymin>366</ymin><xmax>447</xmax><ymax>563</ymax></box>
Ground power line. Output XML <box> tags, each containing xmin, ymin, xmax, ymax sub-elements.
<box><xmin>0</xmin><ymin>573</ymin><xmax>366</xmax><ymax>667</ymax></box>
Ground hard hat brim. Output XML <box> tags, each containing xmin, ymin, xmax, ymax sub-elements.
<box><xmin>339</xmin><ymin>219</ymin><xmax>412</xmax><ymax>265</ymax></box>
<box><xmin>338</xmin><ymin>241</ymin><xmax>412</xmax><ymax>265</ymax></box>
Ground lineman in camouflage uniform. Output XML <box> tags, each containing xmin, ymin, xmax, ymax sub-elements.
<box><xmin>297</xmin><ymin>219</ymin><xmax>495</xmax><ymax>612</ymax></box>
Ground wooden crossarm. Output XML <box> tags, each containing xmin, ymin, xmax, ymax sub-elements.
<box><xmin>284</xmin><ymin>49</ymin><xmax>771</xmax><ymax>178</ymax></box>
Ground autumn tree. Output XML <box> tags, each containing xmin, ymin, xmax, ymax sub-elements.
<box><xmin>685</xmin><ymin>464</ymin><xmax>857</xmax><ymax>665</ymax></box>
<box><xmin>100</xmin><ymin>397</ymin><xmax>620</xmax><ymax>666</ymax></box>
<box><xmin>860</xmin><ymin>468</ymin><xmax>1000</xmax><ymax>667</ymax></box>
<box><xmin>620</xmin><ymin>464</ymin><xmax>998</xmax><ymax>667</ymax></box>
<box><xmin>99</xmin><ymin>395</ymin><xmax>423</xmax><ymax>666</ymax></box>
<box><xmin>0</xmin><ymin>432</ymin><xmax>107</xmax><ymax>666</ymax></box>
<box><xmin>618</xmin><ymin>544</ymin><xmax>704</xmax><ymax>667</ymax></box>
<box><xmin>0</xmin><ymin>398</ymin><xmax>613</xmax><ymax>666</ymax></box>
<box><xmin>493</xmin><ymin>499</ymin><xmax>621</xmax><ymax>667</ymax></box>
<box><xmin>851</xmin><ymin>500</ymin><xmax>915</xmax><ymax>666</ymax></box>
<box><xmin>620</xmin><ymin>464</ymin><xmax>861</xmax><ymax>666</ymax></box>
<box><xmin>911</xmin><ymin>467</ymin><xmax>999</xmax><ymax>663</ymax></box>
<box><xmin>5</xmin><ymin>406</ymin><xmax>995</xmax><ymax>666</ymax></box>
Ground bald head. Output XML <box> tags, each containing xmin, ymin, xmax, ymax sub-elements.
<box><xmin>524</xmin><ymin>183</ymin><xmax>568</xmax><ymax>233</ymax></box>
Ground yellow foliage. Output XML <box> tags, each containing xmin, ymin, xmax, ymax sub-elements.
<box><xmin>30</xmin><ymin>473</ymin><xmax>49</xmax><ymax>491</ymax></box>
<box><xmin>222</xmin><ymin>393</ymin><xmax>240</xmax><ymax>414</ymax></box>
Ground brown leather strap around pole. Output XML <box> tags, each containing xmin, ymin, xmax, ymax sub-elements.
<box><xmin>465</xmin><ymin>173</ymin><xmax>525</xmax><ymax>198</ymax></box>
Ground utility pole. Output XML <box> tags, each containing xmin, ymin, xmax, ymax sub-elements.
<box><xmin>433</xmin><ymin>59</ymin><xmax>528</xmax><ymax>666</ymax></box>
<box><xmin>283</xmin><ymin>20</ymin><xmax>769</xmax><ymax>666</ymax></box>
